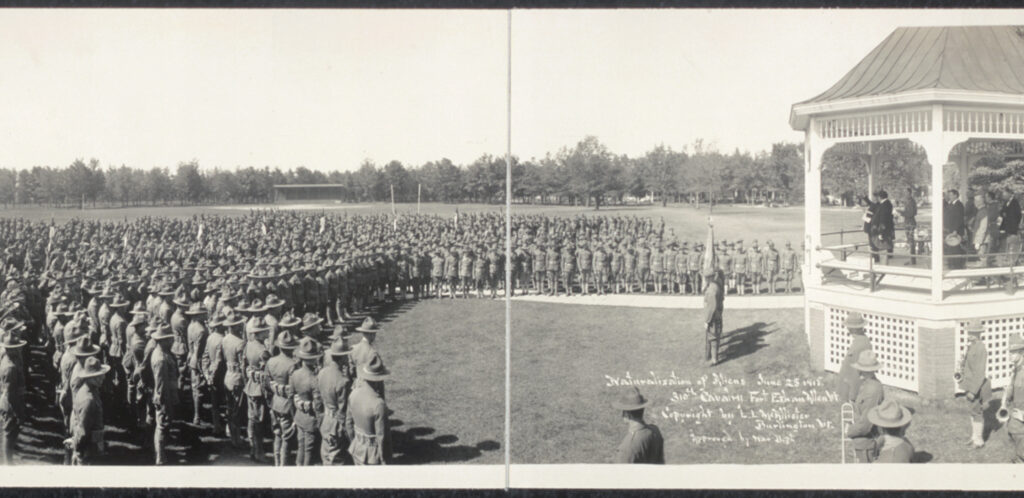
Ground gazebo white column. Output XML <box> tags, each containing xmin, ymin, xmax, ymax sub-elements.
<box><xmin>803</xmin><ymin>123</ymin><xmax>825</xmax><ymax>287</ymax></box>
<box><xmin>924</xmin><ymin>104</ymin><xmax>950</xmax><ymax>301</ymax></box>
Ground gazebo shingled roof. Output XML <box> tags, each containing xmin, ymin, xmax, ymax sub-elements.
<box><xmin>801</xmin><ymin>26</ymin><xmax>1024</xmax><ymax>105</ymax></box>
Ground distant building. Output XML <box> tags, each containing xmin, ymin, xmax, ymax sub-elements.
<box><xmin>272</xmin><ymin>184</ymin><xmax>350</xmax><ymax>203</ymax></box>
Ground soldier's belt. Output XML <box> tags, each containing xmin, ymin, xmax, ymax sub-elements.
<box><xmin>270</xmin><ymin>381</ymin><xmax>292</xmax><ymax>398</ymax></box>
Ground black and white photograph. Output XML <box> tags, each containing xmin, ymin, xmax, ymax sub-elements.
<box><xmin>507</xmin><ymin>9</ymin><xmax>1024</xmax><ymax>478</ymax></box>
<box><xmin>0</xmin><ymin>9</ymin><xmax>508</xmax><ymax>473</ymax></box>
<box><xmin>5</xmin><ymin>5</ymin><xmax>1024</xmax><ymax>492</ymax></box>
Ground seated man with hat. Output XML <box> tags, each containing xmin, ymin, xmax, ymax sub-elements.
<box><xmin>846</xmin><ymin>350</ymin><xmax>885</xmax><ymax>463</ymax></box>
<box><xmin>612</xmin><ymin>386</ymin><xmax>664</xmax><ymax>464</ymax></box>
<box><xmin>868</xmin><ymin>399</ymin><xmax>915</xmax><ymax>463</ymax></box>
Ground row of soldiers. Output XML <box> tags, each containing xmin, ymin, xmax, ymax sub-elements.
<box><xmin>0</xmin><ymin>210</ymin><xmax>522</xmax><ymax>465</ymax></box>
<box><xmin>509</xmin><ymin>214</ymin><xmax>802</xmax><ymax>296</ymax></box>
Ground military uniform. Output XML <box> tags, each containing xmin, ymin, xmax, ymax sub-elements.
<box><xmin>546</xmin><ymin>247</ymin><xmax>559</xmax><ymax>295</ymax></box>
<box><xmin>616</xmin><ymin>423</ymin><xmax>664</xmax><ymax>464</ymax></box>
<box><xmin>220</xmin><ymin>326</ymin><xmax>247</xmax><ymax>447</ymax></box>
<box><xmin>347</xmin><ymin>380</ymin><xmax>390</xmax><ymax>465</ymax></box>
<box><xmin>780</xmin><ymin>243</ymin><xmax>797</xmax><ymax>293</ymax></box>
<box><xmin>958</xmin><ymin>331</ymin><xmax>992</xmax><ymax>448</ymax></box>
<box><xmin>763</xmin><ymin>242</ymin><xmax>780</xmax><ymax>294</ymax></box>
<box><xmin>577</xmin><ymin>245</ymin><xmax>592</xmax><ymax>295</ymax></box>
<box><xmin>201</xmin><ymin>323</ymin><xmax>226</xmax><ymax>434</ymax></box>
<box><xmin>319</xmin><ymin>350</ymin><xmax>354</xmax><ymax>465</ymax></box>
<box><xmin>732</xmin><ymin>245</ymin><xmax>747</xmax><ymax>295</ymax></box>
<box><xmin>703</xmin><ymin>273</ymin><xmax>724</xmax><ymax>365</ymax></box>
<box><xmin>70</xmin><ymin>375</ymin><xmax>104</xmax><ymax>465</ymax></box>
<box><xmin>747</xmin><ymin>243</ymin><xmax>763</xmax><ymax>294</ymax></box>
<box><xmin>266</xmin><ymin>348</ymin><xmax>297</xmax><ymax>466</ymax></box>
<box><xmin>1005</xmin><ymin>359</ymin><xmax>1024</xmax><ymax>462</ymax></box>
<box><xmin>243</xmin><ymin>332</ymin><xmax>270</xmax><ymax>461</ymax></box>
<box><xmin>560</xmin><ymin>246</ymin><xmax>575</xmax><ymax>296</ymax></box>
<box><xmin>290</xmin><ymin>357</ymin><xmax>321</xmax><ymax>466</ymax></box>
<box><xmin>637</xmin><ymin>245</ymin><xmax>651</xmax><ymax>293</ymax></box>
<box><xmin>532</xmin><ymin>246</ymin><xmax>546</xmax><ymax>295</ymax></box>
<box><xmin>837</xmin><ymin>331</ymin><xmax>872</xmax><ymax>403</ymax></box>
<box><xmin>0</xmin><ymin>348</ymin><xmax>26</xmax><ymax>464</ymax></box>
<box><xmin>150</xmin><ymin>344</ymin><xmax>180</xmax><ymax>465</ymax></box>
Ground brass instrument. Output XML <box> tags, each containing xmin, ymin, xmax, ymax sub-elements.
<box><xmin>840</xmin><ymin>402</ymin><xmax>855</xmax><ymax>464</ymax></box>
<box><xmin>998</xmin><ymin>366</ymin><xmax>1015</xmax><ymax>424</ymax></box>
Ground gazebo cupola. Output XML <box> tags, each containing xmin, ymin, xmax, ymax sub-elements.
<box><xmin>791</xmin><ymin>26</ymin><xmax>1024</xmax><ymax>398</ymax></box>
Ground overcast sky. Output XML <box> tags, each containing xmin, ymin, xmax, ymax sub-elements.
<box><xmin>512</xmin><ymin>9</ymin><xmax>1024</xmax><ymax>161</ymax></box>
<box><xmin>3</xmin><ymin>10</ymin><xmax>1024</xmax><ymax>173</ymax></box>
<box><xmin>0</xmin><ymin>10</ymin><xmax>507</xmax><ymax>172</ymax></box>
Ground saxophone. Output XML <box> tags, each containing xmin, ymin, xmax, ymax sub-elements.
<box><xmin>998</xmin><ymin>365</ymin><xmax>1015</xmax><ymax>424</ymax></box>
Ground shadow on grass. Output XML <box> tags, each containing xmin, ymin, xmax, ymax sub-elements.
<box><xmin>718</xmin><ymin>321</ymin><xmax>771</xmax><ymax>365</ymax></box>
<box><xmin>390</xmin><ymin>418</ymin><xmax>500</xmax><ymax>464</ymax></box>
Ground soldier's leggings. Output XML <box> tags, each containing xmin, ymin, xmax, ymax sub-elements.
<box><xmin>296</xmin><ymin>427</ymin><xmax>318</xmax><ymax>466</ymax></box>
<box><xmin>0</xmin><ymin>410</ymin><xmax>20</xmax><ymax>465</ymax></box>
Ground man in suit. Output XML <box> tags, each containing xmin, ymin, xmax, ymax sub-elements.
<box><xmin>870</xmin><ymin>190</ymin><xmax>895</xmax><ymax>264</ymax></box>
<box><xmin>899</xmin><ymin>188</ymin><xmax>918</xmax><ymax>265</ymax></box>
<box><xmin>945</xmin><ymin>189</ymin><xmax>966</xmax><ymax>238</ymax></box>
<box><xmin>1000</xmin><ymin>190</ymin><xmax>1022</xmax><ymax>270</ymax></box>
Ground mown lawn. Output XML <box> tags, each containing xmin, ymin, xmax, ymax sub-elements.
<box><xmin>510</xmin><ymin>301</ymin><xmax>1017</xmax><ymax>464</ymax></box>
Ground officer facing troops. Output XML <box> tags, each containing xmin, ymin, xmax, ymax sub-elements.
<box><xmin>763</xmin><ymin>240</ymin><xmax>780</xmax><ymax>294</ymax></box>
<box><xmin>747</xmin><ymin>240</ymin><xmax>763</xmax><ymax>294</ymax></box>
<box><xmin>319</xmin><ymin>336</ymin><xmax>354</xmax><ymax>465</ymax></box>
<box><xmin>846</xmin><ymin>350</ymin><xmax>885</xmax><ymax>463</ymax></box>
<box><xmin>69</xmin><ymin>356</ymin><xmax>109</xmax><ymax>465</ymax></box>
<box><xmin>703</xmin><ymin>267</ymin><xmax>724</xmax><ymax>366</ymax></box>
<box><xmin>836</xmin><ymin>312</ymin><xmax>872</xmax><ymax>403</ymax></box>
<box><xmin>0</xmin><ymin>329</ymin><xmax>27</xmax><ymax>465</ymax></box>
<box><xmin>957</xmin><ymin>320</ymin><xmax>991</xmax><ymax>449</ymax></box>
<box><xmin>348</xmin><ymin>354</ymin><xmax>391</xmax><ymax>465</ymax></box>
<box><xmin>781</xmin><ymin>241</ymin><xmax>797</xmax><ymax>293</ymax></box>
<box><xmin>732</xmin><ymin>241</ymin><xmax>747</xmax><ymax>295</ymax></box>
<box><xmin>611</xmin><ymin>386</ymin><xmax>664</xmax><ymax>464</ymax></box>
<box><xmin>290</xmin><ymin>337</ymin><xmax>323</xmax><ymax>466</ymax></box>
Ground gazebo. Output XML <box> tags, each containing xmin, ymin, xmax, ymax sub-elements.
<box><xmin>791</xmin><ymin>26</ymin><xmax>1024</xmax><ymax>398</ymax></box>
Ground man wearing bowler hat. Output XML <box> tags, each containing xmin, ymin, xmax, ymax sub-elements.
<box><xmin>869</xmin><ymin>399</ymin><xmax>915</xmax><ymax>463</ymax></box>
<box><xmin>69</xmin><ymin>356</ymin><xmax>110</xmax><ymax>465</ymax></box>
<box><xmin>612</xmin><ymin>386</ymin><xmax>664</xmax><ymax>464</ymax></box>
<box><xmin>290</xmin><ymin>336</ymin><xmax>323</xmax><ymax>466</ymax></box>
<box><xmin>319</xmin><ymin>336</ymin><xmax>354</xmax><ymax>465</ymax></box>
<box><xmin>347</xmin><ymin>354</ymin><xmax>391</xmax><ymax>465</ymax></box>
<box><xmin>846</xmin><ymin>349</ymin><xmax>885</xmax><ymax>463</ymax></box>
<box><xmin>0</xmin><ymin>330</ymin><xmax>27</xmax><ymax>465</ymax></box>
<box><xmin>837</xmin><ymin>312</ymin><xmax>873</xmax><ymax>403</ymax></box>
<box><xmin>958</xmin><ymin>320</ymin><xmax>991</xmax><ymax>449</ymax></box>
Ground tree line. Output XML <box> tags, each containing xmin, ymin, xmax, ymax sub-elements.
<box><xmin>0</xmin><ymin>137</ymin><xmax>807</xmax><ymax>209</ymax></box>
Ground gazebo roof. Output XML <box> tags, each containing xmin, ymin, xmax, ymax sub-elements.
<box><xmin>803</xmin><ymin>26</ymin><xmax>1024</xmax><ymax>105</ymax></box>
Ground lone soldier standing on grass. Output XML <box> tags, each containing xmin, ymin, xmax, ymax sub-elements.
<box><xmin>781</xmin><ymin>241</ymin><xmax>797</xmax><ymax>293</ymax></box>
<box><xmin>836</xmin><ymin>312</ymin><xmax>872</xmax><ymax>403</ymax></box>
<box><xmin>703</xmin><ymin>268</ymin><xmax>724</xmax><ymax>366</ymax></box>
<box><xmin>847</xmin><ymin>350</ymin><xmax>885</xmax><ymax>463</ymax></box>
<box><xmin>958</xmin><ymin>320</ymin><xmax>991</xmax><ymax>449</ymax></box>
<box><xmin>612</xmin><ymin>386</ymin><xmax>664</xmax><ymax>464</ymax></box>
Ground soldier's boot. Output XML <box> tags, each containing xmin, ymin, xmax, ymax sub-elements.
<box><xmin>971</xmin><ymin>418</ymin><xmax>985</xmax><ymax>448</ymax></box>
<box><xmin>192</xmin><ymin>393</ymin><xmax>202</xmax><ymax>426</ymax></box>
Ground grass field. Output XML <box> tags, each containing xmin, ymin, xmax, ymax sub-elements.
<box><xmin>510</xmin><ymin>301</ymin><xmax>1018</xmax><ymax>464</ymax></box>
<box><xmin>15</xmin><ymin>297</ymin><xmax>504</xmax><ymax>465</ymax></box>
